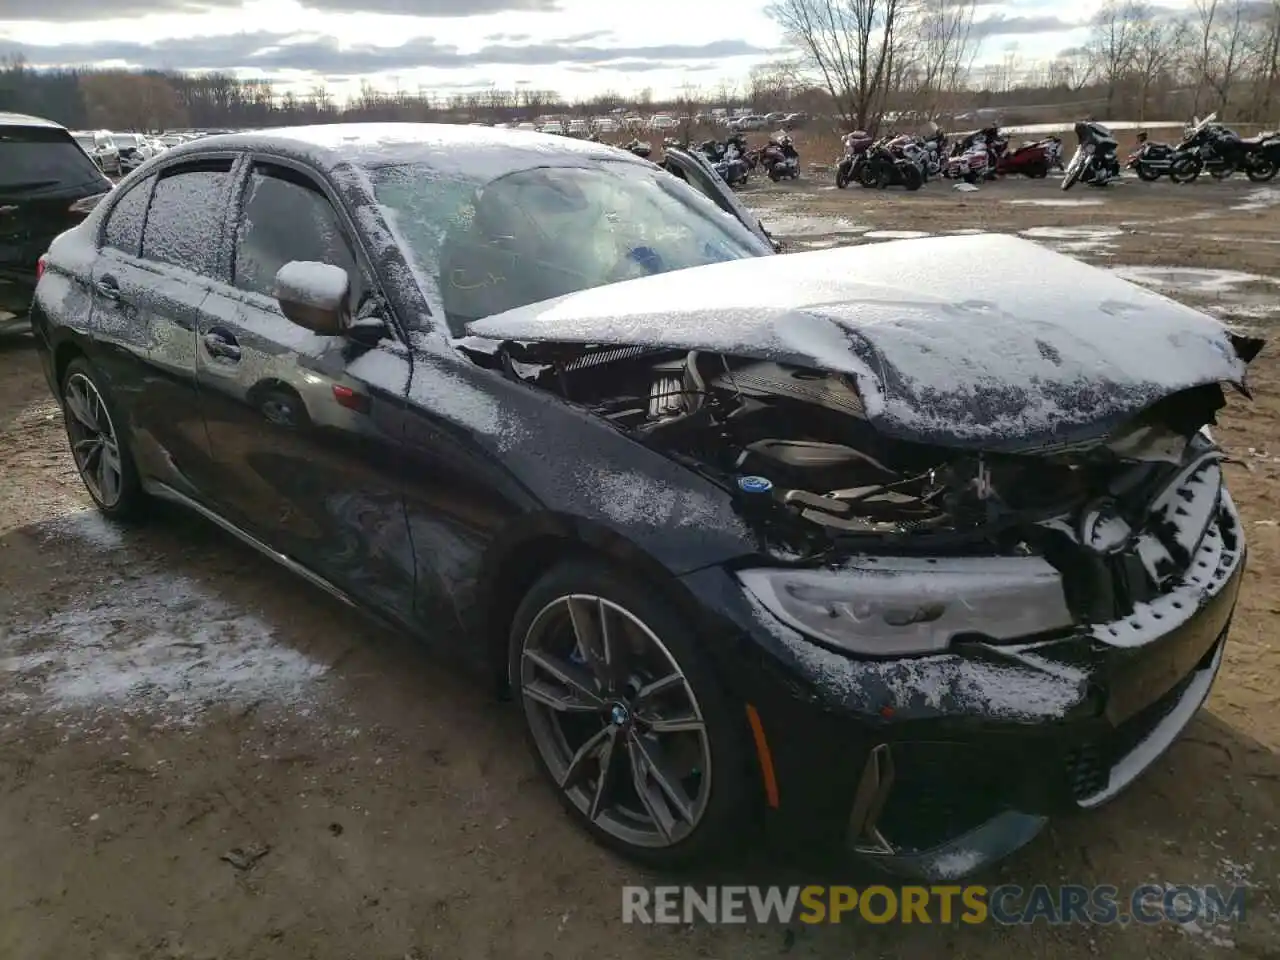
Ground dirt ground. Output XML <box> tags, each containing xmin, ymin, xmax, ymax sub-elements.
<box><xmin>1</xmin><ymin>172</ymin><xmax>1278</xmax><ymax>959</ymax></box>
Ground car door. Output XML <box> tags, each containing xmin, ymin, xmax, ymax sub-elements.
<box><xmin>92</xmin><ymin>157</ymin><xmax>237</xmax><ymax>497</ymax></box>
<box><xmin>660</xmin><ymin>148</ymin><xmax>777</xmax><ymax>249</ymax></box>
<box><xmin>195</xmin><ymin>157</ymin><xmax>417</xmax><ymax>619</ymax></box>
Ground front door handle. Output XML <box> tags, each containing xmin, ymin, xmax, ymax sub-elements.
<box><xmin>202</xmin><ymin>329</ymin><xmax>241</xmax><ymax>362</ymax></box>
<box><xmin>95</xmin><ymin>276</ymin><xmax>120</xmax><ymax>300</ymax></box>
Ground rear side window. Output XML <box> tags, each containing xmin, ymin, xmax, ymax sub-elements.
<box><xmin>141</xmin><ymin>159</ymin><xmax>233</xmax><ymax>276</ymax></box>
<box><xmin>0</xmin><ymin>124</ymin><xmax>106</xmax><ymax>191</ymax></box>
<box><xmin>102</xmin><ymin>178</ymin><xmax>152</xmax><ymax>255</ymax></box>
<box><xmin>233</xmin><ymin>163</ymin><xmax>362</xmax><ymax>307</ymax></box>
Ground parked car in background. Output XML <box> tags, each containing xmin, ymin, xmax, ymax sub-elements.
<box><xmin>567</xmin><ymin>119</ymin><xmax>590</xmax><ymax>138</ymax></box>
<box><xmin>595</xmin><ymin>117</ymin><xmax>618</xmax><ymax>134</ymax></box>
<box><xmin>730</xmin><ymin>116</ymin><xmax>767</xmax><ymax>132</ymax></box>
<box><xmin>516</xmin><ymin>121</ymin><xmax>537</xmax><ymax>131</ymax></box>
<box><xmin>540</xmin><ymin>120</ymin><xmax>565</xmax><ymax>136</ymax></box>
<box><xmin>649</xmin><ymin>115</ymin><xmax>676</xmax><ymax>131</ymax></box>
<box><xmin>111</xmin><ymin>132</ymin><xmax>157</xmax><ymax>172</ymax></box>
<box><xmin>72</xmin><ymin>130</ymin><xmax>122</xmax><ymax>175</ymax></box>
<box><xmin>1</xmin><ymin>111</ymin><xmax>113</xmax><ymax>335</ymax></box>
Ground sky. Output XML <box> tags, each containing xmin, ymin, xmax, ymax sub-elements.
<box><xmin>0</xmin><ymin>0</ymin><xmax>1116</xmax><ymax>103</ymax></box>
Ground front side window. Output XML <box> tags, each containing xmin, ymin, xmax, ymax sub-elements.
<box><xmin>102</xmin><ymin>177</ymin><xmax>152</xmax><ymax>255</ymax></box>
<box><xmin>140</xmin><ymin>160</ymin><xmax>234</xmax><ymax>276</ymax></box>
<box><xmin>233</xmin><ymin>164</ymin><xmax>362</xmax><ymax>310</ymax></box>
<box><xmin>371</xmin><ymin>160</ymin><xmax>769</xmax><ymax>336</ymax></box>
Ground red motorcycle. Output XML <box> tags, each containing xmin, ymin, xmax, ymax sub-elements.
<box><xmin>996</xmin><ymin>137</ymin><xmax>1057</xmax><ymax>178</ymax></box>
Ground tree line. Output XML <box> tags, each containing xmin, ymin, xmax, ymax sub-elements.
<box><xmin>3</xmin><ymin>0</ymin><xmax>1279</xmax><ymax>137</ymax></box>
<box><xmin>772</xmin><ymin>0</ymin><xmax>1280</xmax><ymax>129</ymax></box>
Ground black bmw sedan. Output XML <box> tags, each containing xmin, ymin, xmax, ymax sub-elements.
<box><xmin>31</xmin><ymin>123</ymin><xmax>1262</xmax><ymax>879</ymax></box>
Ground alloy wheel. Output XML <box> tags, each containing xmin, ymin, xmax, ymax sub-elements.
<box><xmin>519</xmin><ymin>594</ymin><xmax>712</xmax><ymax>849</ymax></box>
<box><xmin>63</xmin><ymin>372</ymin><xmax>124</xmax><ymax>508</ymax></box>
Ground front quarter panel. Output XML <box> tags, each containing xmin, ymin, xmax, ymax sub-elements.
<box><xmin>398</xmin><ymin>334</ymin><xmax>759</xmax><ymax>640</ymax></box>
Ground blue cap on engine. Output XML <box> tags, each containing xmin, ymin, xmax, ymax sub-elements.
<box><xmin>737</xmin><ymin>475</ymin><xmax>773</xmax><ymax>494</ymax></box>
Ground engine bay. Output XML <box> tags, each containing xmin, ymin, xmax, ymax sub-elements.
<box><xmin>495</xmin><ymin>346</ymin><xmax>1225</xmax><ymax>564</ymax></box>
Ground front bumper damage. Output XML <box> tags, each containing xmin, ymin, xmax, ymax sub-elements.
<box><xmin>685</xmin><ymin>457</ymin><xmax>1245</xmax><ymax>881</ymax></box>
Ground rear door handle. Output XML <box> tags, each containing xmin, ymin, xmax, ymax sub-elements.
<box><xmin>202</xmin><ymin>329</ymin><xmax>242</xmax><ymax>362</ymax></box>
<box><xmin>95</xmin><ymin>276</ymin><xmax>120</xmax><ymax>300</ymax></box>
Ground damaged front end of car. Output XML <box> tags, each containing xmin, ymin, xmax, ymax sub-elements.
<box><xmin>464</xmin><ymin>239</ymin><xmax>1264</xmax><ymax>877</ymax></box>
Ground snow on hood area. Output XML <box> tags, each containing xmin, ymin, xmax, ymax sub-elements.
<box><xmin>469</xmin><ymin>235</ymin><xmax>1255</xmax><ymax>450</ymax></box>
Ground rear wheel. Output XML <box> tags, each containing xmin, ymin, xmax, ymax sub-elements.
<box><xmin>1209</xmin><ymin>163</ymin><xmax>1236</xmax><ymax>180</ymax></box>
<box><xmin>1247</xmin><ymin>158</ymin><xmax>1278</xmax><ymax>182</ymax></box>
<box><xmin>901</xmin><ymin>165</ymin><xmax>923</xmax><ymax>191</ymax></box>
<box><xmin>60</xmin><ymin>357</ymin><xmax>147</xmax><ymax>520</ymax></box>
<box><xmin>510</xmin><ymin>559</ymin><xmax>750</xmax><ymax>867</ymax></box>
<box><xmin>1136</xmin><ymin>163</ymin><xmax>1161</xmax><ymax>181</ymax></box>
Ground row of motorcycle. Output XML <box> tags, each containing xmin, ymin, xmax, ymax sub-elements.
<box><xmin>834</xmin><ymin>125</ymin><xmax>1066</xmax><ymax>191</ymax></box>
<box><xmin>620</xmin><ymin>132</ymin><xmax>802</xmax><ymax>185</ymax></box>
<box><xmin>1124</xmin><ymin>113</ymin><xmax>1280</xmax><ymax>184</ymax></box>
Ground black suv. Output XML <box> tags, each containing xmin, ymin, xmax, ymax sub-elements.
<box><xmin>1</xmin><ymin>111</ymin><xmax>113</xmax><ymax>335</ymax></box>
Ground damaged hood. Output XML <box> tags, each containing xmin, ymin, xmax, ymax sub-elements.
<box><xmin>468</xmin><ymin>235</ymin><xmax>1262</xmax><ymax>450</ymax></box>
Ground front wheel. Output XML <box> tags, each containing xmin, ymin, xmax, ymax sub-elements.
<box><xmin>901</xmin><ymin>165</ymin><xmax>923</xmax><ymax>191</ymax></box>
<box><xmin>1247</xmin><ymin>158</ymin><xmax>1278</xmax><ymax>182</ymax></box>
<box><xmin>510</xmin><ymin>560</ymin><xmax>750</xmax><ymax>867</ymax></box>
<box><xmin>835</xmin><ymin>161</ymin><xmax>851</xmax><ymax>188</ymax></box>
<box><xmin>61</xmin><ymin>357</ymin><xmax>148</xmax><ymax>520</ymax></box>
<box><xmin>768</xmin><ymin>164</ymin><xmax>782</xmax><ymax>182</ymax></box>
<box><xmin>1169</xmin><ymin>156</ymin><xmax>1202</xmax><ymax>184</ymax></box>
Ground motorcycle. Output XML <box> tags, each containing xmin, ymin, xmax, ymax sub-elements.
<box><xmin>1061</xmin><ymin>120</ymin><xmax>1120</xmax><ymax>191</ymax></box>
<box><xmin>762</xmin><ymin>132</ymin><xmax>801</xmax><ymax>181</ymax></box>
<box><xmin>861</xmin><ymin>138</ymin><xmax>924</xmax><ymax>190</ymax></box>
<box><xmin>944</xmin><ymin>125</ymin><xmax>1001</xmax><ymax>183</ymax></box>
<box><xmin>698</xmin><ymin>136</ymin><xmax>750</xmax><ymax>186</ymax></box>
<box><xmin>835</xmin><ymin>130</ymin><xmax>874</xmax><ymax>188</ymax></box>
<box><xmin>1126</xmin><ymin>131</ymin><xmax>1177</xmax><ymax>181</ymax></box>
<box><xmin>996</xmin><ymin>138</ymin><xmax>1056</xmax><ymax>178</ymax></box>
<box><xmin>1169</xmin><ymin>114</ymin><xmax>1280</xmax><ymax>183</ymax></box>
<box><xmin>622</xmin><ymin>138</ymin><xmax>652</xmax><ymax>158</ymax></box>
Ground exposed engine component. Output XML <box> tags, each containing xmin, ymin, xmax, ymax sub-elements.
<box><xmin>709</xmin><ymin>361</ymin><xmax>865</xmax><ymax>418</ymax></box>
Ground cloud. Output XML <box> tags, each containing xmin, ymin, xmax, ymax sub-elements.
<box><xmin>0</xmin><ymin>31</ymin><xmax>777</xmax><ymax>73</ymax></box>
<box><xmin>0</xmin><ymin>0</ymin><xmax>237</xmax><ymax>18</ymax></box>
<box><xmin>0</xmin><ymin>0</ymin><xmax>560</xmax><ymax>18</ymax></box>
<box><xmin>549</xmin><ymin>30</ymin><xmax>614</xmax><ymax>44</ymax></box>
<box><xmin>971</xmin><ymin>14</ymin><xmax>1081</xmax><ymax>39</ymax></box>
<box><xmin>566</xmin><ymin>58</ymin><xmax>720</xmax><ymax>74</ymax></box>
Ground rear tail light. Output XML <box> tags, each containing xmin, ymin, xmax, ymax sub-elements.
<box><xmin>68</xmin><ymin>192</ymin><xmax>109</xmax><ymax>216</ymax></box>
<box><xmin>36</xmin><ymin>255</ymin><xmax>47</xmax><ymax>281</ymax></box>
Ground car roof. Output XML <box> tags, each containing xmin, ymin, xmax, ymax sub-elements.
<box><xmin>0</xmin><ymin>111</ymin><xmax>67</xmax><ymax>131</ymax></box>
<box><xmin>165</xmin><ymin>122</ymin><xmax>647</xmax><ymax>179</ymax></box>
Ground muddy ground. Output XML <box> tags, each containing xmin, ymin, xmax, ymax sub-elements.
<box><xmin>1</xmin><ymin>173</ymin><xmax>1278</xmax><ymax>959</ymax></box>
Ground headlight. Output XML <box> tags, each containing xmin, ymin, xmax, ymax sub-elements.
<box><xmin>737</xmin><ymin>556</ymin><xmax>1075</xmax><ymax>657</ymax></box>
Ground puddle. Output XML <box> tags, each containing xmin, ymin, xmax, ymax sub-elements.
<box><xmin>1232</xmin><ymin>187</ymin><xmax>1280</xmax><ymax>212</ymax></box>
<box><xmin>1108</xmin><ymin>265</ymin><xmax>1279</xmax><ymax>295</ymax></box>
<box><xmin>947</xmin><ymin>228</ymin><xmax>988</xmax><ymax>235</ymax></box>
<box><xmin>863</xmin><ymin>230</ymin><xmax>932</xmax><ymax>240</ymax></box>
<box><xmin>1021</xmin><ymin>226</ymin><xmax>1123</xmax><ymax>240</ymax></box>
<box><xmin>759</xmin><ymin>212</ymin><xmax>869</xmax><ymax>237</ymax></box>
<box><xmin>1004</xmin><ymin>199</ymin><xmax>1104</xmax><ymax>207</ymax></box>
<box><xmin>1050</xmin><ymin>240</ymin><xmax>1117</xmax><ymax>257</ymax></box>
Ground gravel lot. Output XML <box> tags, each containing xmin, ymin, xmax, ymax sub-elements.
<box><xmin>1</xmin><ymin>172</ymin><xmax>1278</xmax><ymax>959</ymax></box>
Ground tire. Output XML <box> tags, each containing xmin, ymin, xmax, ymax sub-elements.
<box><xmin>901</xmin><ymin>165</ymin><xmax>923</xmax><ymax>191</ymax></box>
<box><xmin>1029</xmin><ymin>163</ymin><xmax>1049</xmax><ymax>179</ymax></box>
<box><xmin>768</xmin><ymin>165</ymin><xmax>782</xmax><ymax>182</ymax></box>
<box><xmin>857</xmin><ymin>163</ymin><xmax>878</xmax><ymax>188</ymax></box>
<box><xmin>60</xmin><ymin>356</ymin><xmax>147</xmax><ymax>521</ymax></box>
<box><xmin>836</xmin><ymin>164</ymin><xmax>851</xmax><ymax>189</ymax></box>
<box><xmin>1169</xmin><ymin>157</ymin><xmax>1201</xmax><ymax>184</ymax></box>
<box><xmin>1209</xmin><ymin>164</ymin><xmax>1236</xmax><ymax>181</ymax></box>
<box><xmin>509</xmin><ymin>558</ymin><xmax>751</xmax><ymax>869</ymax></box>
<box><xmin>963</xmin><ymin>171</ymin><xmax>979</xmax><ymax>184</ymax></box>
<box><xmin>1247</xmin><ymin>159</ymin><xmax>1278</xmax><ymax>182</ymax></box>
<box><xmin>1136</xmin><ymin>164</ymin><xmax>1161</xmax><ymax>181</ymax></box>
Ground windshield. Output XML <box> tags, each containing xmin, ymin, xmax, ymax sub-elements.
<box><xmin>1</xmin><ymin>126</ymin><xmax>108</xmax><ymax>192</ymax></box>
<box><xmin>370</xmin><ymin>159</ymin><xmax>770</xmax><ymax>336</ymax></box>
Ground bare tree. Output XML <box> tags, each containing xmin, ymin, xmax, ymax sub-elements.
<box><xmin>1191</xmin><ymin>0</ymin><xmax>1256</xmax><ymax>114</ymax></box>
<box><xmin>1087</xmin><ymin>0</ymin><xmax>1142</xmax><ymax>114</ymax></box>
<box><xmin>907</xmin><ymin>0</ymin><xmax>978</xmax><ymax>116</ymax></box>
<box><xmin>767</xmin><ymin>0</ymin><xmax>909</xmax><ymax>131</ymax></box>
<box><xmin>1130</xmin><ymin>2</ymin><xmax>1187</xmax><ymax>119</ymax></box>
<box><xmin>1048</xmin><ymin>46</ymin><xmax>1097</xmax><ymax>91</ymax></box>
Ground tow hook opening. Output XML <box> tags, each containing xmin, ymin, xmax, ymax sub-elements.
<box><xmin>848</xmin><ymin>743</ymin><xmax>895</xmax><ymax>855</ymax></box>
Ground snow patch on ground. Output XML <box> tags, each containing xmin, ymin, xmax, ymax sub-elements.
<box><xmin>863</xmin><ymin>229</ymin><xmax>932</xmax><ymax>240</ymax></box>
<box><xmin>0</xmin><ymin>574</ymin><xmax>326</xmax><ymax>724</ymax></box>
<box><xmin>1231</xmin><ymin>187</ymin><xmax>1280</xmax><ymax>212</ymax></box>
<box><xmin>762</xmin><ymin>213</ymin><xmax>869</xmax><ymax>237</ymax></box>
<box><xmin>1109</xmin><ymin>265</ymin><xmax>1280</xmax><ymax>296</ymax></box>
<box><xmin>1004</xmin><ymin>198</ymin><xmax>1104</xmax><ymax>207</ymax></box>
<box><xmin>1020</xmin><ymin>225</ymin><xmax>1123</xmax><ymax>240</ymax></box>
<box><xmin>40</xmin><ymin>509</ymin><xmax>126</xmax><ymax>551</ymax></box>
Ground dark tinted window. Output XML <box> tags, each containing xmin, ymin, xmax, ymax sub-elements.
<box><xmin>102</xmin><ymin>178</ymin><xmax>152</xmax><ymax>255</ymax></box>
<box><xmin>234</xmin><ymin>165</ymin><xmax>361</xmax><ymax>307</ymax></box>
<box><xmin>0</xmin><ymin>124</ymin><xmax>107</xmax><ymax>191</ymax></box>
<box><xmin>140</xmin><ymin>160</ymin><xmax>233</xmax><ymax>276</ymax></box>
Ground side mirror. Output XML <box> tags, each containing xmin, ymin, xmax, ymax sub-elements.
<box><xmin>273</xmin><ymin>261</ymin><xmax>350</xmax><ymax>335</ymax></box>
